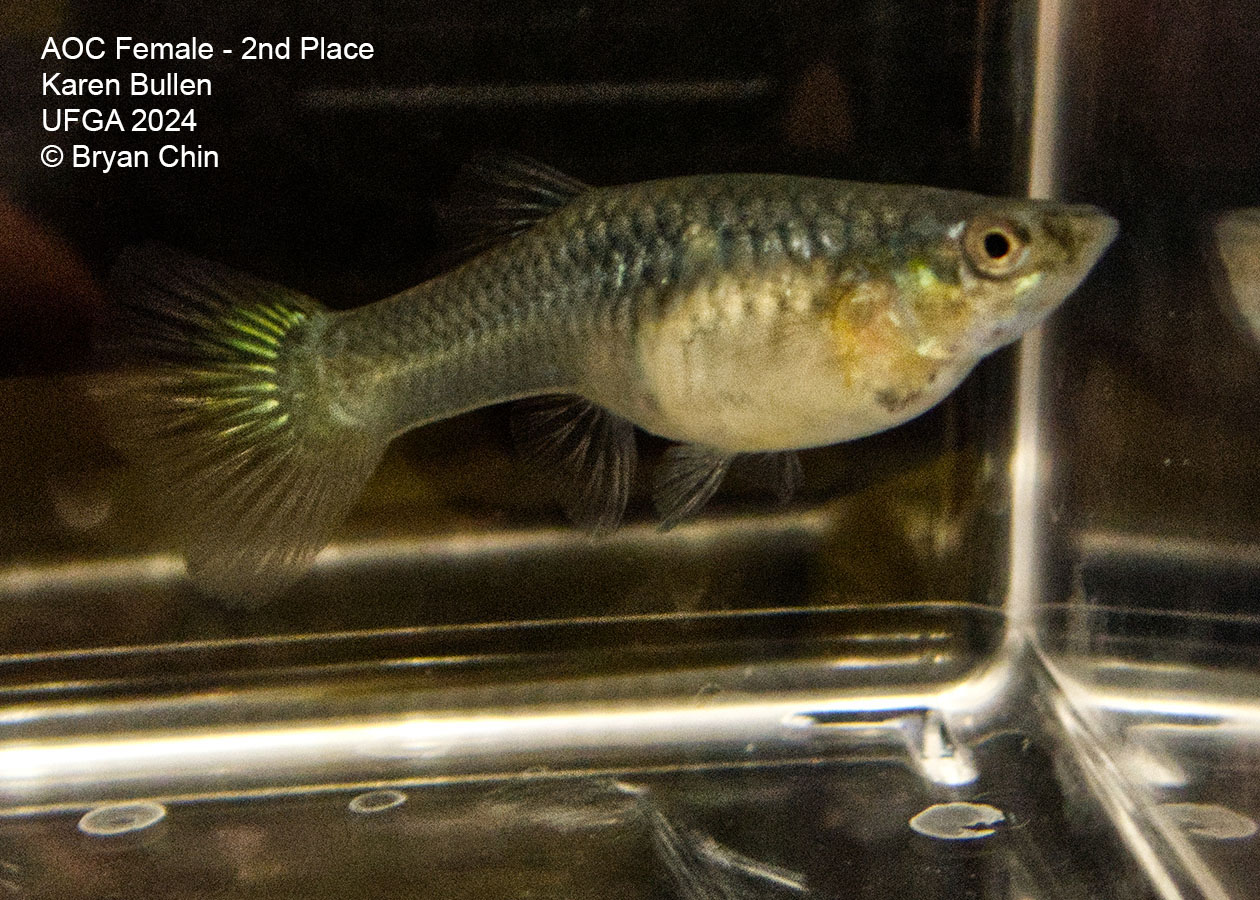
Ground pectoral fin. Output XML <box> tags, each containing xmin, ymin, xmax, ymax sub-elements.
<box><xmin>511</xmin><ymin>395</ymin><xmax>637</xmax><ymax>533</ymax></box>
<box><xmin>652</xmin><ymin>444</ymin><xmax>734</xmax><ymax>530</ymax></box>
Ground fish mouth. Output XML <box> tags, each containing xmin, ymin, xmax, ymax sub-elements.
<box><xmin>1045</xmin><ymin>204</ymin><xmax>1120</xmax><ymax>269</ymax></box>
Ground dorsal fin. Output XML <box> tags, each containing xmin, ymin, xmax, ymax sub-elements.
<box><xmin>511</xmin><ymin>395</ymin><xmax>638</xmax><ymax>534</ymax></box>
<box><xmin>652</xmin><ymin>444</ymin><xmax>735</xmax><ymax>530</ymax></box>
<box><xmin>445</xmin><ymin>153</ymin><xmax>590</xmax><ymax>254</ymax></box>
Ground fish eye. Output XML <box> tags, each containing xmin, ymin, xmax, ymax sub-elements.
<box><xmin>963</xmin><ymin>218</ymin><xmax>1029</xmax><ymax>277</ymax></box>
<box><xmin>983</xmin><ymin>231</ymin><xmax>1011</xmax><ymax>259</ymax></box>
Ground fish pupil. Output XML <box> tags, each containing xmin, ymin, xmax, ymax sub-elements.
<box><xmin>983</xmin><ymin>231</ymin><xmax>1011</xmax><ymax>260</ymax></box>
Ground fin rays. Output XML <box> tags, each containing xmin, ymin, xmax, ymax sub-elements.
<box><xmin>652</xmin><ymin>444</ymin><xmax>735</xmax><ymax>530</ymax></box>
<box><xmin>513</xmin><ymin>397</ymin><xmax>805</xmax><ymax>533</ymax></box>
<box><xmin>511</xmin><ymin>395</ymin><xmax>637</xmax><ymax>533</ymax></box>
<box><xmin>445</xmin><ymin>152</ymin><xmax>590</xmax><ymax>255</ymax></box>
<box><xmin>96</xmin><ymin>245</ymin><xmax>385</xmax><ymax>605</ymax></box>
<box><xmin>730</xmin><ymin>451</ymin><xmax>803</xmax><ymax>505</ymax></box>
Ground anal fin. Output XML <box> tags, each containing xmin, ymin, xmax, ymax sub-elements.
<box><xmin>730</xmin><ymin>451</ymin><xmax>803</xmax><ymax>505</ymax></box>
<box><xmin>511</xmin><ymin>395</ymin><xmax>638</xmax><ymax>533</ymax></box>
<box><xmin>652</xmin><ymin>444</ymin><xmax>735</xmax><ymax>530</ymax></box>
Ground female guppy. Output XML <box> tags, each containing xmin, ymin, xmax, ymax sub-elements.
<box><xmin>101</xmin><ymin>158</ymin><xmax>1116</xmax><ymax>603</ymax></box>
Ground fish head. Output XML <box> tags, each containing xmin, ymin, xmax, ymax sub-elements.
<box><xmin>895</xmin><ymin>198</ymin><xmax>1118</xmax><ymax>360</ymax></box>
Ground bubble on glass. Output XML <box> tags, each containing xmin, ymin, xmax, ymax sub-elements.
<box><xmin>1160</xmin><ymin>802</ymin><xmax>1258</xmax><ymax>840</ymax></box>
<box><xmin>348</xmin><ymin>789</ymin><xmax>407</xmax><ymax>814</ymax></box>
<box><xmin>77</xmin><ymin>801</ymin><xmax>166</xmax><ymax>836</ymax></box>
<box><xmin>908</xmin><ymin>801</ymin><xmax>1005</xmax><ymax>840</ymax></box>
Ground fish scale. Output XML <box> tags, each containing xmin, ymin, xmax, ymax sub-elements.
<box><xmin>97</xmin><ymin>160</ymin><xmax>1116</xmax><ymax>603</ymax></box>
<box><xmin>324</xmin><ymin>179</ymin><xmax>919</xmax><ymax>434</ymax></box>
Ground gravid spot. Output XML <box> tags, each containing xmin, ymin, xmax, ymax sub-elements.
<box><xmin>875</xmin><ymin>387</ymin><xmax>923</xmax><ymax>413</ymax></box>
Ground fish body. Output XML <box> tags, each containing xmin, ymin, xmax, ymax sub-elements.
<box><xmin>100</xmin><ymin>159</ymin><xmax>1117</xmax><ymax>603</ymax></box>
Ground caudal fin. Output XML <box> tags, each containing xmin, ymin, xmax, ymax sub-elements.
<box><xmin>96</xmin><ymin>245</ymin><xmax>384</xmax><ymax>605</ymax></box>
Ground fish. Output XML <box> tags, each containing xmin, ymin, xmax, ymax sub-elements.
<box><xmin>96</xmin><ymin>156</ymin><xmax>1117</xmax><ymax>604</ymax></box>
<box><xmin>1214</xmin><ymin>207</ymin><xmax>1260</xmax><ymax>347</ymax></box>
